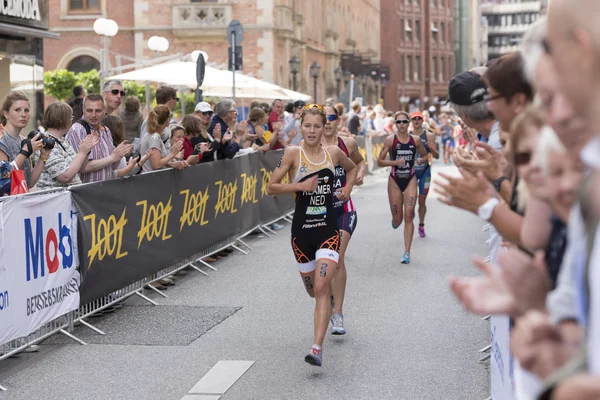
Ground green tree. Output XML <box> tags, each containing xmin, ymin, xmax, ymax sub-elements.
<box><xmin>76</xmin><ymin>69</ymin><xmax>100</xmax><ymax>95</ymax></box>
<box><xmin>43</xmin><ymin>69</ymin><xmax>78</xmax><ymax>101</ymax></box>
<box><xmin>123</xmin><ymin>81</ymin><xmax>156</xmax><ymax>107</ymax></box>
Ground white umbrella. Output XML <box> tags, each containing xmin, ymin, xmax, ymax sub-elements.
<box><xmin>108</xmin><ymin>61</ymin><xmax>310</xmax><ymax>100</ymax></box>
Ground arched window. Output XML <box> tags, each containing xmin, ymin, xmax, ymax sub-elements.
<box><xmin>66</xmin><ymin>56</ymin><xmax>100</xmax><ymax>74</ymax></box>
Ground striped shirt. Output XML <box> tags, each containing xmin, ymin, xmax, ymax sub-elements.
<box><xmin>67</xmin><ymin>122</ymin><xmax>115</xmax><ymax>183</ymax></box>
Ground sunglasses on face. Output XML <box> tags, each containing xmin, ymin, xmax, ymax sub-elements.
<box><xmin>412</xmin><ymin>117</ymin><xmax>423</xmax><ymax>121</ymax></box>
<box><xmin>201</xmin><ymin>111</ymin><xmax>213</xmax><ymax>116</ymax></box>
<box><xmin>110</xmin><ymin>89</ymin><xmax>126</xmax><ymax>97</ymax></box>
<box><xmin>396</xmin><ymin>119</ymin><xmax>409</xmax><ymax>124</ymax></box>
<box><xmin>173</xmin><ymin>97</ymin><xmax>180</xmax><ymax>102</ymax></box>
<box><xmin>484</xmin><ymin>92</ymin><xmax>504</xmax><ymax>102</ymax></box>
<box><xmin>514</xmin><ymin>152</ymin><xmax>531</xmax><ymax>166</ymax></box>
<box><xmin>326</xmin><ymin>114</ymin><xmax>338</xmax><ymax>122</ymax></box>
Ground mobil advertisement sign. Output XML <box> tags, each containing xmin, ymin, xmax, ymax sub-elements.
<box><xmin>0</xmin><ymin>192</ymin><xmax>80</xmax><ymax>346</ymax></box>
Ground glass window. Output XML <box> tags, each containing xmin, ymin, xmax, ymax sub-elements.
<box><xmin>440</xmin><ymin>56</ymin><xmax>445</xmax><ymax>81</ymax></box>
<box><xmin>441</xmin><ymin>23</ymin><xmax>445</xmax><ymax>42</ymax></box>
<box><xmin>415</xmin><ymin>20</ymin><xmax>421</xmax><ymax>41</ymax></box>
<box><xmin>406</xmin><ymin>20</ymin><xmax>413</xmax><ymax>41</ymax></box>
<box><xmin>67</xmin><ymin>56</ymin><xmax>101</xmax><ymax>74</ymax></box>
<box><xmin>407</xmin><ymin>56</ymin><xmax>412</xmax><ymax>82</ymax></box>
<box><xmin>69</xmin><ymin>0</ymin><xmax>100</xmax><ymax>12</ymax></box>
<box><xmin>432</xmin><ymin>56</ymin><xmax>437</xmax><ymax>82</ymax></box>
<box><xmin>401</xmin><ymin>55</ymin><xmax>405</xmax><ymax>82</ymax></box>
<box><xmin>415</xmin><ymin>56</ymin><xmax>420</xmax><ymax>81</ymax></box>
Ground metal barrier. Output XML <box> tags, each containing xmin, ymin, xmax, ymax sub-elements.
<box><xmin>0</xmin><ymin>181</ymin><xmax>293</xmax><ymax>391</ymax></box>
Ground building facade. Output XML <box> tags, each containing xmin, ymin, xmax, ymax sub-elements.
<box><xmin>43</xmin><ymin>0</ymin><xmax>381</xmax><ymax>105</ymax></box>
<box><xmin>454</xmin><ymin>0</ymin><xmax>487</xmax><ymax>74</ymax></box>
<box><xmin>1</xmin><ymin>0</ymin><xmax>56</xmax><ymax>129</ymax></box>
<box><xmin>481</xmin><ymin>0</ymin><xmax>541</xmax><ymax>60</ymax></box>
<box><xmin>381</xmin><ymin>0</ymin><xmax>455</xmax><ymax>112</ymax></box>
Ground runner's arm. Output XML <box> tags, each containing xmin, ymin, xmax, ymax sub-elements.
<box><xmin>344</xmin><ymin>137</ymin><xmax>366</xmax><ymax>185</ymax></box>
<box><xmin>414</xmin><ymin>136</ymin><xmax>428</xmax><ymax>158</ymax></box>
<box><xmin>377</xmin><ymin>136</ymin><xmax>400</xmax><ymax>167</ymax></box>
<box><xmin>427</xmin><ymin>132</ymin><xmax>439</xmax><ymax>159</ymax></box>
<box><xmin>267</xmin><ymin>148</ymin><xmax>308</xmax><ymax>195</ymax></box>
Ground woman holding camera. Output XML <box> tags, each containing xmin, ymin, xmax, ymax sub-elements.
<box><xmin>0</xmin><ymin>91</ymin><xmax>49</xmax><ymax>188</ymax></box>
<box><xmin>33</xmin><ymin>102</ymin><xmax>99</xmax><ymax>190</ymax></box>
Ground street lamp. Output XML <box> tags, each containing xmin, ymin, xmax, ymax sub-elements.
<box><xmin>310</xmin><ymin>61</ymin><xmax>321</xmax><ymax>103</ymax></box>
<box><xmin>380</xmin><ymin>73</ymin><xmax>388</xmax><ymax>105</ymax></box>
<box><xmin>289</xmin><ymin>56</ymin><xmax>300</xmax><ymax>91</ymax></box>
<box><xmin>148</xmin><ymin>36</ymin><xmax>170</xmax><ymax>53</ymax></box>
<box><xmin>334</xmin><ymin>67</ymin><xmax>342</xmax><ymax>98</ymax></box>
<box><xmin>359</xmin><ymin>74</ymin><xmax>368</xmax><ymax>98</ymax></box>
<box><xmin>94</xmin><ymin>18</ymin><xmax>119</xmax><ymax>91</ymax></box>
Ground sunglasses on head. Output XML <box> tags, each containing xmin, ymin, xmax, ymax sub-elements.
<box><xmin>514</xmin><ymin>152</ymin><xmax>531</xmax><ymax>166</ymax></box>
<box><xmin>303</xmin><ymin>104</ymin><xmax>325</xmax><ymax>112</ymax></box>
<box><xmin>326</xmin><ymin>114</ymin><xmax>338</xmax><ymax>122</ymax></box>
<box><xmin>396</xmin><ymin>119</ymin><xmax>409</xmax><ymax>124</ymax></box>
<box><xmin>411</xmin><ymin>117</ymin><xmax>423</xmax><ymax>121</ymax></box>
<box><xmin>110</xmin><ymin>89</ymin><xmax>126</xmax><ymax>97</ymax></box>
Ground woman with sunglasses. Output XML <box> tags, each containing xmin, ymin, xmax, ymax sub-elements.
<box><xmin>377</xmin><ymin>111</ymin><xmax>428</xmax><ymax>264</ymax></box>
<box><xmin>320</xmin><ymin>104</ymin><xmax>366</xmax><ymax>336</ymax></box>
<box><xmin>267</xmin><ymin>104</ymin><xmax>357</xmax><ymax>367</ymax></box>
<box><xmin>410</xmin><ymin>111</ymin><xmax>440</xmax><ymax>239</ymax></box>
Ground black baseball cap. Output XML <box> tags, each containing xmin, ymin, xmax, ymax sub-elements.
<box><xmin>447</xmin><ymin>71</ymin><xmax>488</xmax><ymax>106</ymax></box>
<box><xmin>294</xmin><ymin>100</ymin><xmax>306</xmax><ymax>109</ymax></box>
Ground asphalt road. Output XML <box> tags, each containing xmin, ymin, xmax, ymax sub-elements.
<box><xmin>0</xmin><ymin>162</ymin><xmax>491</xmax><ymax>400</ymax></box>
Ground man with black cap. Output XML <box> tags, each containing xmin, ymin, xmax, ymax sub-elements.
<box><xmin>447</xmin><ymin>69</ymin><xmax>502</xmax><ymax>152</ymax></box>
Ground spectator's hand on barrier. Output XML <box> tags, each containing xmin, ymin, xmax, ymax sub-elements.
<box><xmin>170</xmin><ymin>140</ymin><xmax>184</xmax><ymax>156</ymax></box>
<box><xmin>78</xmin><ymin>133</ymin><xmax>99</xmax><ymax>155</ymax></box>
<box><xmin>449</xmin><ymin>256</ymin><xmax>517</xmax><ymax>316</ymax></box>
<box><xmin>173</xmin><ymin>160</ymin><xmax>187</xmax><ymax>171</ymax></box>
<box><xmin>458</xmin><ymin>118</ymin><xmax>478</xmax><ymax>144</ymax></box>
<box><xmin>299</xmin><ymin>175</ymin><xmax>318</xmax><ymax>192</ymax></box>
<box><xmin>186</xmin><ymin>154</ymin><xmax>199</xmax><ymax>166</ymax></box>
<box><xmin>498</xmin><ymin>250</ymin><xmax>552</xmax><ymax>317</ymax></box>
<box><xmin>435</xmin><ymin>169</ymin><xmax>495</xmax><ymax>214</ymax></box>
<box><xmin>511</xmin><ymin>310</ymin><xmax>577</xmax><ymax>379</ymax></box>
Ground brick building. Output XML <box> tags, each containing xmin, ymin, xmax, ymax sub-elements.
<box><xmin>381</xmin><ymin>0</ymin><xmax>455</xmax><ymax>112</ymax></box>
<box><xmin>44</xmin><ymin>0</ymin><xmax>381</xmax><ymax>104</ymax></box>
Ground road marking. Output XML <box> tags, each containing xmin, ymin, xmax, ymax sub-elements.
<box><xmin>187</xmin><ymin>360</ymin><xmax>254</xmax><ymax>395</ymax></box>
<box><xmin>181</xmin><ymin>396</ymin><xmax>221</xmax><ymax>400</ymax></box>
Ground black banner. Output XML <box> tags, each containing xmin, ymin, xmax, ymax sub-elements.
<box><xmin>71</xmin><ymin>151</ymin><xmax>294</xmax><ymax>304</ymax></box>
<box><xmin>355</xmin><ymin>136</ymin><xmax>387</xmax><ymax>172</ymax></box>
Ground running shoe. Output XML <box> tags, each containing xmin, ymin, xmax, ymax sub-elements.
<box><xmin>418</xmin><ymin>225</ymin><xmax>426</xmax><ymax>238</ymax></box>
<box><xmin>304</xmin><ymin>346</ymin><xmax>323</xmax><ymax>366</ymax></box>
<box><xmin>401</xmin><ymin>252</ymin><xmax>411</xmax><ymax>264</ymax></box>
<box><xmin>271</xmin><ymin>223</ymin><xmax>284</xmax><ymax>231</ymax></box>
<box><xmin>392</xmin><ymin>220</ymin><xmax>400</xmax><ymax>230</ymax></box>
<box><xmin>331</xmin><ymin>313</ymin><xmax>346</xmax><ymax>335</ymax></box>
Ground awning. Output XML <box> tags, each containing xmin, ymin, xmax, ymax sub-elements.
<box><xmin>0</xmin><ymin>22</ymin><xmax>59</xmax><ymax>40</ymax></box>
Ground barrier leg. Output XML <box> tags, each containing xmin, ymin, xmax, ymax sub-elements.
<box><xmin>262</xmin><ymin>225</ymin><xmax>277</xmax><ymax>235</ymax></box>
<box><xmin>58</xmin><ymin>329</ymin><xmax>87</xmax><ymax>345</ymax></box>
<box><xmin>134</xmin><ymin>290</ymin><xmax>158</xmax><ymax>306</ymax></box>
<box><xmin>258</xmin><ymin>226</ymin><xmax>272</xmax><ymax>238</ymax></box>
<box><xmin>237</xmin><ymin>238</ymin><xmax>252</xmax><ymax>251</ymax></box>
<box><xmin>282</xmin><ymin>216</ymin><xmax>293</xmax><ymax>223</ymax></box>
<box><xmin>187</xmin><ymin>261</ymin><xmax>209</xmax><ymax>276</ymax></box>
<box><xmin>479</xmin><ymin>344</ymin><xmax>491</xmax><ymax>353</ymax></box>
<box><xmin>482</xmin><ymin>315</ymin><xmax>491</xmax><ymax>321</ymax></box>
<box><xmin>79</xmin><ymin>319</ymin><xmax>106</xmax><ymax>335</ymax></box>
<box><xmin>0</xmin><ymin>384</ymin><xmax>6</xmax><ymax>391</ymax></box>
<box><xmin>231</xmin><ymin>244</ymin><xmax>248</xmax><ymax>255</ymax></box>
<box><xmin>145</xmin><ymin>284</ymin><xmax>168</xmax><ymax>298</ymax></box>
<box><xmin>196</xmin><ymin>258</ymin><xmax>218</xmax><ymax>272</ymax></box>
<box><xmin>479</xmin><ymin>353</ymin><xmax>491</xmax><ymax>362</ymax></box>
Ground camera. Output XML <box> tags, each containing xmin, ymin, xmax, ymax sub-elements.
<box><xmin>27</xmin><ymin>130</ymin><xmax>55</xmax><ymax>150</ymax></box>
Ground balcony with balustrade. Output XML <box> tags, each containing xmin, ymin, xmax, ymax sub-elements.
<box><xmin>172</xmin><ymin>3</ymin><xmax>233</xmax><ymax>38</ymax></box>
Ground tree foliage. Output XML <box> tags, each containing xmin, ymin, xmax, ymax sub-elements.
<box><xmin>43</xmin><ymin>70</ymin><xmax>78</xmax><ymax>101</ymax></box>
<box><xmin>77</xmin><ymin>69</ymin><xmax>100</xmax><ymax>95</ymax></box>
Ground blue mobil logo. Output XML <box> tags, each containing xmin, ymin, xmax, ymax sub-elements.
<box><xmin>0</xmin><ymin>290</ymin><xmax>8</xmax><ymax>311</ymax></box>
<box><xmin>24</xmin><ymin>213</ymin><xmax>73</xmax><ymax>282</ymax></box>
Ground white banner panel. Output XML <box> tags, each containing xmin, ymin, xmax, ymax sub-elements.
<box><xmin>0</xmin><ymin>192</ymin><xmax>80</xmax><ymax>346</ymax></box>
